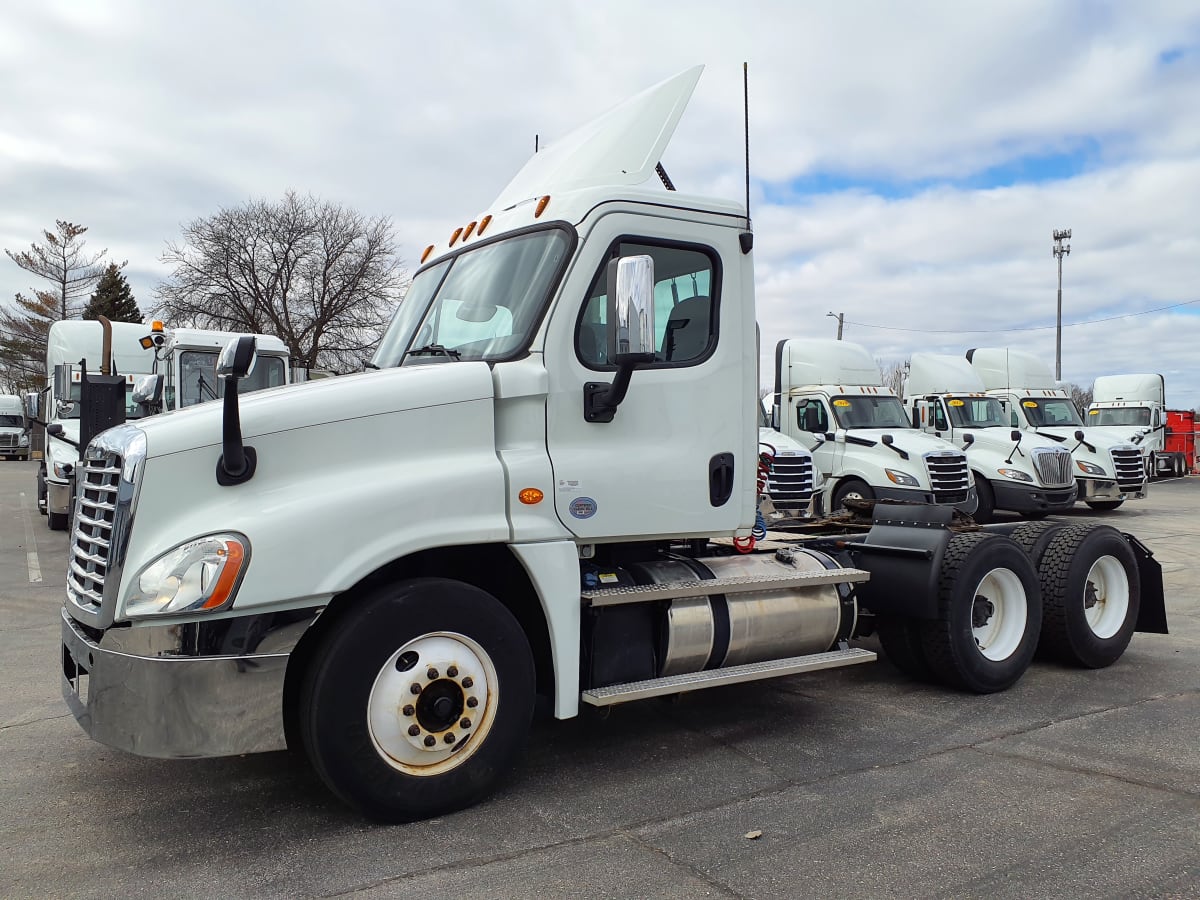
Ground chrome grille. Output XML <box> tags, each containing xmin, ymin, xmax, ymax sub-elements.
<box><xmin>1031</xmin><ymin>447</ymin><xmax>1073</xmax><ymax>487</ymax></box>
<box><xmin>766</xmin><ymin>453</ymin><xmax>815</xmax><ymax>510</ymax></box>
<box><xmin>0</xmin><ymin>433</ymin><xmax>18</xmax><ymax>448</ymax></box>
<box><xmin>1110</xmin><ymin>447</ymin><xmax>1145</xmax><ymax>491</ymax></box>
<box><xmin>67</xmin><ymin>453</ymin><xmax>122</xmax><ymax>611</ymax></box>
<box><xmin>924</xmin><ymin>451</ymin><xmax>971</xmax><ymax>504</ymax></box>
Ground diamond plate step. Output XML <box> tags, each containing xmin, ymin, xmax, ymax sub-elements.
<box><xmin>580</xmin><ymin>647</ymin><xmax>877</xmax><ymax>706</ymax></box>
<box><xmin>581</xmin><ymin>568</ymin><xmax>870</xmax><ymax>607</ymax></box>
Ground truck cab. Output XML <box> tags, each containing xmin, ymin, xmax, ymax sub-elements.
<box><xmin>0</xmin><ymin>394</ymin><xmax>30</xmax><ymax>461</ymax></box>
<box><xmin>967</xmin><ymin>348</ymin><xmax>1147</xmax><ymax>511</ymax></box>
<box><xmin>1087</xmin><ymin>373</ymin><xmax>1186</xmax><ymax>478</ymax></box>
<box><xmin>773</xmin><ymin>338</ymin><xmax>977</xmax><ymax>515</ymax></box>
<box><xmin>902</xmin><ymin>353</ymin><xmax>1076</xmax><ymax>522</ymax></box>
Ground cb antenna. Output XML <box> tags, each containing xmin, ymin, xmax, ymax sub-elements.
<box><xmin>739</xmin><ymin>62</ymin><xmax>754</xmax><ymax>254</ymax></box>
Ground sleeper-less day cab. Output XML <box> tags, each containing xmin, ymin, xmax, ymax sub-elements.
<box><xmin>61</xmin><ymin>67</ymin><xmax>1167</xmax><ymax>821</ymax></box>
<box><xmin>1087</xmin><ymin>374</ymin><xmax>1191</xmax><ymax>479</ymax></box>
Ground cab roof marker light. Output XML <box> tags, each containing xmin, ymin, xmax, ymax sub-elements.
<box><xmin>534</xmin><ymin>195</ymin><xmax>551</xmax><ymax>218</ymax></box>
<box><xmin>421</xmin><ymin>245</ymin><xmax>435</xmax><ymax>263</ymax></box>
<box><xmin>463</xmin><ymin>221</ymin><xmax>478</xmax><ymax>241</ymax></box>
<box><xmin>477</xmin><ymin>215</ymin><xmax>492</xmax><ymax>235</ymax></box>
<box><xmin>449</xmin><ymin>227</ymin><xmax>464</xmax><ymax>247</ymax></box>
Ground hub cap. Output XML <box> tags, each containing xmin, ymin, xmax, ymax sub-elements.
<box><xmin>368</xmin><ymin>632</ymin><xmax>497</xmax><ymax>776</ymax></box>
<box><xmin>1083</xmin><ymin>555</ymin><xmax>1129</xmax><ymax>639</ymax></box>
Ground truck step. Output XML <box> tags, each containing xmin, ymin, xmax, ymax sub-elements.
<box><xmin>580</xmin><ymin>646</ymin><xmax>877</xmax><ymax>706</ymax></box>
<box><xmin>581</xmin><ymin>568</ymin><xmax>870</xmax><ymax>607</ymax></box>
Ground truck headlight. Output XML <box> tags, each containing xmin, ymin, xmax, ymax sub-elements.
<box><xmin>125</xmin><ymin>533</ymin><xmax>249</xmax><ymax>618</ymax></box>
<box><xmin>885</xmin><ymin>468</ymin><xmax>920</xmax><ymax>487</ymax></box>
<box><xmin>1076</xmin><ymin>460</ymin><xmax>1106</xmax><ymax>476</ymax></box>
<box><xmin>18</xmin><ymin>434</ymin><xmax>29</xmax><ymax>447</ymax></box>
<box><xmin>53</xmin><ymin>461</ymin><xmax>73</xmax><ymax>478</ymax></box>
<box><xmin>996</xmin><ymin>468</ymin><xmax>1033</xmax><ymax>482</ymax></box>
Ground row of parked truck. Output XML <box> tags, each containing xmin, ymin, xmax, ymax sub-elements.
<box><xmin>51</xmin><ymin>65</ymin><xmax>1178</xmax><ymax>822</ymax></box>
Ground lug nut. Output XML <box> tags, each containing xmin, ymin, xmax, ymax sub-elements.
<box><xmin>424</xmin><ymin>735</ymin><xmax>436</xmax><ymax>747</ymax></box>
<box><xmin>459</xmin><ymin>718</ymin><xmax>471</xmax><ymax>729</ymax></box>
<box><xmin>410</xmin><ymin>683</ymin><xmax>422</xmax><ymax>695</ymax></box>
<box><xmin>447</xmin><ymin>665</ymin><xmax>459</xmax><ymax>678</ymax></box>
<box><xmin>408</xmin><ymin>725</ymin><xmax>420</xmax><ymax>736</ymax></box>
<box><xmin>462</xmin><ymin>676</ymin><xmax>474</xmax><ymax>688</ymax></box>
<box><xmin>427</xmin><ymin>667</ymin><xmax>439</xmax><ymax>680</ymax></box>
<box><xmin>466</xmin><ymin>697</ymin><xmax>479</xmax><ymax>708</ymax></box>
<box><xmin>402</xmin><ymin>704</ymin><xmax>415</xmax><ymax>716</ymax></box>
<box><xmin>444</xmin><ymin>733</ymin><xmax>456</xmax><ymax>744</ymax></box>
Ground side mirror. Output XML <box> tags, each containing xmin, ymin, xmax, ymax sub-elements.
<box><xmin>585</xmin><ymin>256</ymin><xmax>657</xmax><ymax>424</ymax></box>
<box><xmin>823</xmin><ymin>432</ymin><xmax>835</xmax><ymax>442</ymax></box>
<box><xmin>218</xmin><ymin>336</ymin><xmax>258</xmax><ymax>380</ymax></box>
<box><xmin>962</xmin><ymin>433</ymin><xmax>975</xmax><ymax>445</ymax></box>
<box><xmin>53</xmin><ymin>363</ymin><xmax>72</xmax><ymax>400</ymax></box>
<box><xmin>47</xmin><ymin>423</ymin><xmax>64</xmax><ymax>438</ymax></box>
<box><xmin>833</xmin><ymin>429</ymin><xmax>847</xmax><ymax>444</ymax></box>
<box><xmin>1011</xmin><ymin>430</ymin><xmax>1022</xmax><ymax>442</ymax></box>
<box><xmin>24</xmin><ymin>392</ymin><xmax>39</xmax><ymax>420</ymax></box>
<box><xmin>132</xmin><ymin>374</ymin><xmax>164</xmax><ymax>407</ymax></box>
<box><xmin>881</xmin><ymin>434</ymin><xmax>894</xmax><ymax>446</ymax></box>
<box><xmin>1074</xmin><ymin>429</ymin><xmax>1085</xmax><ymax>441</ymax></box>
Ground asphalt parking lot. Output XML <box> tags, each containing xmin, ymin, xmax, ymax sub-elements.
<box><xmin>1</xmin><ymin>459</ymin><xmax>1197</xmax><ymax>899</ymax></box>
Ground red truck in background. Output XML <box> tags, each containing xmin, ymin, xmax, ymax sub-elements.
<box><xmin>1165</xmin><ymin>409</ymin><xmax>1198</xmax><ymax>474</ymax></box>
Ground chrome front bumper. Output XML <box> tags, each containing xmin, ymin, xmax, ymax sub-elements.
<box><xmin>60</xmin><ymin>606</ymin><xmax>319</xmax><ymax>758</ymax></box>
<box><xmin>1077</xmin><ymin>477</ymin><xmax>1147</xmax><ymax>503</ymax></box>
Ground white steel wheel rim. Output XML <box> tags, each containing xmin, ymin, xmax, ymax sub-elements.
<box><xmin>367</xmin><ymin>632</ymin><xmax>498</xmax><ymax>776</ymax></box>
<box><xmin>1083</xmin><ymin>555</ymin><xmax>1129</xmax><ymax>639</ymax></box>
<box><xmin>971</xmin><ymin>567</ymin><xmax>1028</xmax><ymax>661</ymax></box>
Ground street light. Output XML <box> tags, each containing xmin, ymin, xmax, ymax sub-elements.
<box><xmin>1053</xmin><ymin>228</ymin><xmax>1071</xmax><ymax>381</ymax></box>
<box><xmin>827</xmin><ymin>311</ymin><xmax>844</xmax><ymax>340</ymax></box>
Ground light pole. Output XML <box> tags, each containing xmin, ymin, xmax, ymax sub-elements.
<box><xmin>827</xmin><ymin>311</ymin><xmax>844</xmax><ymax>340</ymax></box>
<box><xmin>1053</xmin><ymin>228</ymin><xmax>1071</xmax><ymax>381</ymax></box>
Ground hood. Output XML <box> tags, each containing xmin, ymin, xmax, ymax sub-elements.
<box><xmin>492</xmin><ymin>66</ymin><xmax>702</xmax><ymax>210</ymax></box>
<box><xmin>135</xmin><ymin>362</ymin><xmax>497</xmax><ymax>458</ymax></box>
<box><xmin>845</xmin><ymin>428</ymin><xmax>968</xmax><ymax>457</ymax></box>
<box><xmin>1085</xmin><ymin>425</ymin><xmax>1152</xmax><ymax>447</ymax></box>
<box><xmin>955</xmin><ymin>426</ymin><xmax>1061</xmax><ymax>454</ymax></box>
<box><xmin>1033</xmin><ymin>425</ymin><xmax>1137</xmax><ymax>453</ymax></box>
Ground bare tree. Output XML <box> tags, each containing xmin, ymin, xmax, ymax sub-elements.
<box><xmin>0</xmin><ymin>292</ymin><xmax>57</xmax><ymax>393</ymax></box>
<box><xmin>5</xmin><ymin>220</ymin><xmax>108</xmax><ymax>320</ymax></box>
<box><xmin>877</xmin><ymin>357</ymin><xmax>909</xmax><ymax>396</ymax></box>
<box><xmin>1062</xmin><ymin>382</ymin><xmax>1094</xmax><ymax>416</ymax></box>
<box><xmin>156</xmin><ymin>193</ymin><xmax>407</xmax><ymax>371</ymax></box>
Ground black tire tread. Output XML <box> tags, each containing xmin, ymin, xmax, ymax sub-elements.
<box><xmin>876</xmin><ymin>617</ymin><xmax>933</xmax><ymax>681</ymax></box>
<box><xmin>1008</xmin><ymin>521</ymin><xmax>1066</xmax><ymax>566</ymax></box>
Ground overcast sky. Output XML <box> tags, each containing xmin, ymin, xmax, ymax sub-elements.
<box><xmin>3</xmin><ymin>1</ymin><xmax>1198</xmax><ymax>407</ymax></box>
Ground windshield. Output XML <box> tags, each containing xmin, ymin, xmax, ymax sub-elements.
<box><xmin>946</xmin><ymin>396</ymin><xmax>1006</xmax><ymax>428</ymax></box>
<box><xmin>60</xmin><ymin>383</ymin><xmax>150</xmax><ymax>420</ymax></box>
<box><xmin>174</xmin><ymin>351</ymin><xmax>288</xmax><ymax>408</ymax></box>
<box><xmin>1021</xmin><ymin>397</ymin><xmax>1084</xmax><ymax>427</ymax></box>
<box><xmin>831</xmin><ymin>395</ymin><xmax>910</xmax><ymax>429</ymax></box>
<box><xmin>1090</xmin><ymin>407</ymin><xmax>1151</xmax><ymax>427</ymax></box>
<box><xmin>0</xmin><ymin>414</ymin><xmax>22</xmax><ymax>428</ymax></box>
<box><xmin>371</xmin><ymin>228</ymin><xmax>572</xmax><ymax>368</ymax></box>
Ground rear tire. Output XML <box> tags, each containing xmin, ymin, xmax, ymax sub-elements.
<box><xmin>919</xmin><ymin>533</ymin><xmax>1042</xmax><ymax>693</ymax></box>
<box><xmin>1037</xmin><ymin>524</ymin><xmax>1140</xmax><ymax>668</ymax></box>
<box><xmin>1085</xmin><ymin>500</ymin><xmax>1124</xmax><ymax>512</ymax></box>
<box><xmin>1007</xmin><ymin>521</ymin><xmax>1067</xmax><ymax>568</ymax></box>
<box><xmin>299</xmin><ymin>577</ymin><xmax>535</xmax><ymax>822</ymax></box>
<box><xmin>876</xmin><ymin>617</ymin><xmax>932</xmax><ymax>680</ymax></box>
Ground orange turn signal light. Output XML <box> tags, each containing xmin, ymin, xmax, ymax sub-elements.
<box><xmin>518</xmin><ymin>488</ymin><xmax>544</xmax><ymax>505</ymax></box>
<box><xmin>421</xmin><ymin>244</ymin><xmax>434</xmax><ymax>263</ymax></box>
<box><xmin>201</xmin><ymin>541</ymin><xmax>245</xmax><ymax>610</ymax></box>
<box><xmin>534</xmin><ymin>196</ymin><xmax>550</xmax><ymax>218</ymax></box>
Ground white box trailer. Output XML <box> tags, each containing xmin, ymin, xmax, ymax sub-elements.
<box><xmin>967</xmin><ymin>348</ymin><xmax>1147</xmax><ymax>511</ymax></box>
<box><xmin>902</xmin><ymin>353</ymin><xmax>1076</xmax><ymax>522</ymax></box>
<box><xmin>772</xmin><ymin>338</ymin><xmax>978</xmax><ymax>516</ymax></box>
<box><xmin>59</xmin><ymin>67</ymin><xmax>1168</xmax><ymax>822</ymax></box>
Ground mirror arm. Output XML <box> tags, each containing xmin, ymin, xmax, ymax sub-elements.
<box><xmin>216</xmin><ymin>377</ymin><xmax>256</xmax><ymax>485</ymax></box>
<box><xmin>583</xmin><ymin>352</ymin><xmax>656</xmax><ymax>423</ymax></box>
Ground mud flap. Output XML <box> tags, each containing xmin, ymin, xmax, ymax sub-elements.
<box><xmin>1125</xmin><ymin>533</ymin><xmax>1168</xmax><ymax>634</ymax></box>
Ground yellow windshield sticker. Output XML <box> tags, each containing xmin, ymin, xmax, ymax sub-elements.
<box><xmin>1022</xmin><ymin>401</ymin><xmax>1038</xmax><ymax>408</ymax></box>
<box><xmin>948</xmin><ymin>399</ymin><xmax>965</xmax><ymax>407</ymax></box>
<box><xmin>833</xmin><ymin>399</ymin><xmax>851</xmax><ymax>407</ymax></box>
<box><xmin>1088</xmin><ymin>409</ymin><xmax>1099</xmax><ymax>415</ymax></box>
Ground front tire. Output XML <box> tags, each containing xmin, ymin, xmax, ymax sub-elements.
<box><xmin>972</xmin><ymin>476</ymin><xmax>995</xmax><ymax>524</ymax></box>
<box><xmin>919</xmin><ymin>533</ymin><xmax>1042</xmax><ymax>693</ymax></box>
<box><xmin>47</xmin><ymin>508</ymin><xmax>68</xmax><ymax>531</ymax></box>
<box><xmin>299</xmin><ymin>577</ymin><xmax>535</xmax><ymax>822</ymax></box>
<box><xmin>832</xmin><ymin>478</ymin><xmax>874</xmax><ymax>513</ymax></box>
<box><xmin>1085</xmin><ymin>500</ymin><xmax>1124</xmax><ymax>512</ymax></box>
<box><xmin>1036</xmin><ymin>524</ymin><xmax>1139</xmax><ymax>668</ymax></box>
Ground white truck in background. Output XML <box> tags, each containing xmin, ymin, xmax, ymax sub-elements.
<box><xmin>1087</xmin><ymin>374</ymin><xmax>1188</xmax><ymax>479</ymax></box>
<box><xmin>758</xmin><ymin>412</ymin><xmax>823</xmax><ymax>520</ymax></box>
<box><xmin>771</xmin><ymin>338</ymin><xmax>977</xmax><ymax>515</ymax></box>
<box><xmin>901</xmin><ymin>353</ymin><xmax>1076</xmax><ymax>522</ymax></box>
<box><xmin>0</xmin><ymin>394</ymin><xmax>31</xmax><ymax>461</ymax></box>
<box><xmin>967</xmin><ymin>348</ymin><xmax>1147</xmax><ymax>511</ymax></box>
<box><xmin>58</xmin><ymin>66</ymin><xmax>1167</xmax><ymax>823</ymax></box>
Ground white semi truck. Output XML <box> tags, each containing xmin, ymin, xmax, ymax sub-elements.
<box><xmin>967</xmin><ymin>348</ymin><xmax>1147</xmax><ymax>512</ymax></box>
<box><xmin>902</xmin><ymin>353</ymin><xmax>1076</xmax><ymax>522</ymax></box>
<box><xmin>771</xmin><ymin>338</ymin><xmax>978</xmax><ymax>516</ymax></box>
<box><xmin>1087</xmin><ymin>374</ymin><xmax>1189</xmax><ymax>478</ymax></box>
<box><xmin>60</xmin><ymin>67</ymin><xmax>1167</xmax><ymax>822</ymax></box>
<box><xmin>0</xmin><ymin>394</ymin><xmax>30</xmax><ymax>461</ymax></box>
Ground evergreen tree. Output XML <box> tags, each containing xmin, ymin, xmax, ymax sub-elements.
<box><xmin>83</xmin><ymin>263</ymin><xmax>143</xmax><ymax>323</ymax></box>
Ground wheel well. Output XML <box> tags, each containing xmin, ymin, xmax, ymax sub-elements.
<box><xmin>281</xmin><ymin>543</ymin><xmax>555</xmax><ymax>750</ymax></box>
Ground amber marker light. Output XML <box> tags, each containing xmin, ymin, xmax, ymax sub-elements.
<box><xmin>463</xmin><ymin>221</ymin><xmax>477</xmax><ymax>240</ymax></box>
<box><xmin>534</xmin><ymin>196</ymin><xmax>551</xmax><ymax>217</ymax></box>
<box><xmin>421</xmin><ymin>245</ymin><xmax>434</xmax><ymax>263</ymax></box>
<box><xmin>151</xmin><ymin>320</ymin><xmax>164</xmax><ymax>332</ymax></box>
<box><xmin>477</xmin><ymin>214</ymin><xmax>492</xmax><ymax>235</ymax></box>
<box><xmin>449</xmin><ymin>227</ymin><xmax>464</xmax><ymax>247</ymax></box>
<box><xmin>518</xmin><ymin>488</ymin><xmax>544</xmax><ymax>505</ymax></box>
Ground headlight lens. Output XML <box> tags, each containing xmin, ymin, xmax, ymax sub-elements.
<box><xmin>1076</xmin><ymin>460</ymin><xmax>1106</xmax><ymax>476</ymax></box>
<box><xmin>885</xmin><ymin>468</ymin><xmax>920</xmax><ymax>487</ymax></box>
<box><xmin>125</xmin><ymin>533</ymin><xmax>249</xmax><ymax>618</ymax></box>
<box><xmin>996</xmin><ymin>468</ymin><xmax>1034</xmax><ymax>482</ymax></box>
<box><xmin>18</xmin><ymin>434</ymin><xmax>29</xmax><ymax>447</ymax></box>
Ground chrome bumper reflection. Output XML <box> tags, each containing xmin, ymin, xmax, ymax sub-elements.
<box><xmin>60</xmin><ymin>607</ymin><xmax>318</xmax><ymax>758</ymax></box>
<box><xmin>1077</xmin><ymin>478</ymin><xmax>1147</xmax><ymax>502</ymax></box>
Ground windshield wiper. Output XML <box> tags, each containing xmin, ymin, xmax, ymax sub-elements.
<box><xmin>405</xmin><ymin>344</ymin><xmax>461</xmax><ymax>361</ymax></box>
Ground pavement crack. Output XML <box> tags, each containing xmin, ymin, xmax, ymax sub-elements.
<box><xmin>0</xmin><ymin>713</ymin><xmax>71</xmax><ymax>731</ymax></box>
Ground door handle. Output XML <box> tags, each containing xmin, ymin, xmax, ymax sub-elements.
<box><xmin>709</xmin><ymin>452</ymin><xmax>735</xmax><ymax>507</ymax></box>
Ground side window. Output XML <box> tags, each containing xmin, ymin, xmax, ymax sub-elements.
<box><xmin>577</xmin><ymin>239</ymin><xmax>718</xmax><ymax>367</ymax></box>
<box><xmin>934</xmin><ymin>402</ymin><xmax>949</xmax><ymax>431</ymax></box>
<box><xmin>796</xmin><ymin>399</ymin><xmax>828</xmax><ymax>434</ymax></box>
<box><xmin>1153</xmin><ymin>409</ymin><xmax>1161</xmax><ymax>428</ymax></box>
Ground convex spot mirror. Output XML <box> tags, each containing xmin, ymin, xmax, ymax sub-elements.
<box><xmin>218</xmin><ymin>336</ymin><xmax>258</xmax><ymax>380</ymax></box>
<box><xmin>607</xmin><ymin>255</ymin><xmax>656</xmax><ymax>361</ymax></box>
<box><xmin>132</xmin><ymin>374</ymin><xmax>164</xmax><ymax>406</ymax></box>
